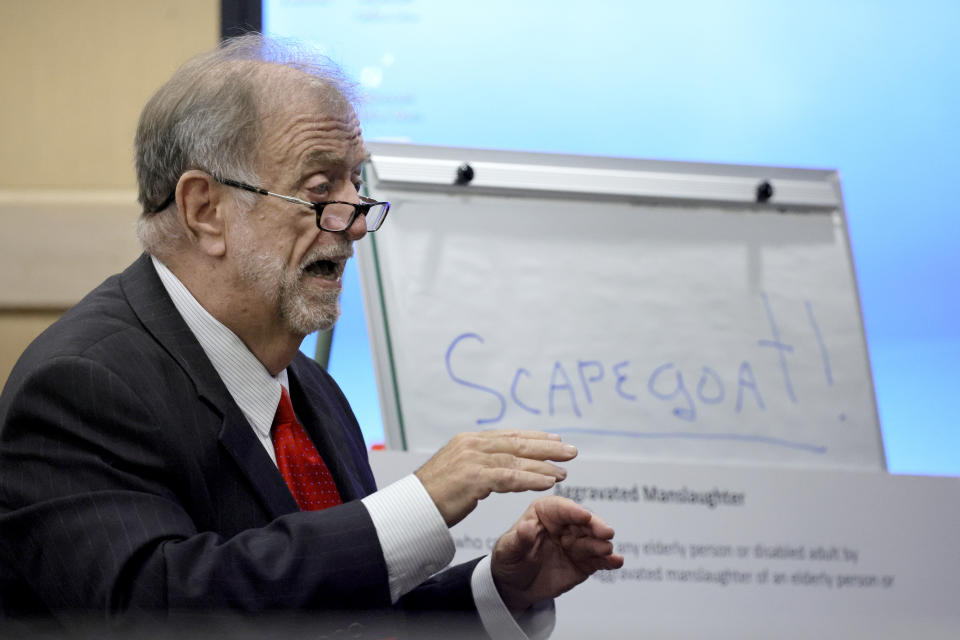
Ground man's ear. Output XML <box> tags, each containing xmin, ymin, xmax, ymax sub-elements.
<box><xmin>176</xmin><ymin>170</ymin><xmax>226</xmax><ymax>257</ymax></box>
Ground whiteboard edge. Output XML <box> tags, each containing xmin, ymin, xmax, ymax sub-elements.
<box><xmin>367</xmin><ymin>145</ymin><xmax>842</xmax><ymax>209</ymax></box>
<box><xmin>830</xmin><ymin>172</ymin><xmax>887</xmax><ymax>471</ymax></box>
<box><xmin>356</xmin><ymin>231</ymin><xmax>406</xmax><ymax>450</ymax></box>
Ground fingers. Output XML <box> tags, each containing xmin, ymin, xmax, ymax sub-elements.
<box><xmin>476</xmin><ymin>431</ymin><xmax>579</xmax><ymax>462</ymax></box>
<box><xmin>555</xmin><ymin>521</ymin><xmax>625</xmax><ymax>574</ymax></box>
<box><xmin>560</xmin><ymin>534</ymin><xmax>615</xmax><ymax>559</ymax></box>
<box><xmin>488</xmin><ymin>469</ymin><xmax>557</xmax><ymax>494</ymax></box>
<box><xmin>582</xmin><ymin>553</ymin><xmax>626</xmax><ymax>572</ymax></box>
<box><xmin>488</xmin><ymin>453</ymin><xmax>568</xmax><ymax>480</ymax></box>
<box><xmin>415</xmin><ymin>431</ymin><xmax>578</xmax><ymax>527</ymax></box>
<box><xmin>531</xmin><ymin>496</ymin><xmax>622</xmax><ymax>565</ymax></box>
<box><xmin>516</xmin><ymin>517</ymin><xmax>543</xmax><ymax>545</ymax></box>
<box><xmin>581</xmin><ymin>513</ymin><xmax>616</xmax><ymax>540</ymax></box>
<box><xmin>565</xmin><ymin>544</ymin><xmax>624</xmax><ymax>573</ymax></box>
<box><xmin>532</xmin><ymin>496</ymin><xmax>595</xmax><ymax>531</ymax></box>
<box><xmin>495</xmin><ymin>518</ymin><xmax>543</xmax><ymax>565</ymax></box>
<box><xmin>556</xmin><ymin>522</ymin><xmax>616</xmax><ymax>553</ymax></box>
<box><xmin>533</xmin><ymin>496</ymin><xmax>617</xmax><ymax>537</ymax></box>
<box><xmin>474</xmin><ymin>429</ymin><xmax>563</xmax><ymax>441</ymax></box>
<box><xmin>489</xmin><ymin>497</ymin><xmax>624</xmax><ymax>609</ymax></box>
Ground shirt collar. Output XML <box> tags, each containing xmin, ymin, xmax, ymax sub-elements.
<box><xmin>151</xmin><ymin>256</ymin><xmax>287</xmax><ymax>441</ymax></box>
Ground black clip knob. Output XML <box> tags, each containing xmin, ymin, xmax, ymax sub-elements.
<box><xmin>756</xmin><ymin>180</ymin><xmax>774</xmax><ymax>203</ymax></box>
<box><xmin>455</xmin><ymin>163</ymin><xmax>475</xmax><ymax>186</ymax></box>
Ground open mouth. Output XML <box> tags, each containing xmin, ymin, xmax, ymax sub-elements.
<box><xmin>304</xmin><ymin>258</ymin><xmax>345</xmax><ymax>279</ymax></box>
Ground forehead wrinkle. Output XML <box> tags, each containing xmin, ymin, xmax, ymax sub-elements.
<box><xmin>255</xmin><ymin>66</ymin><xmax>359</xmax><ymax>165</ymax></box>
<box><xmin>259</xmin><ymin>110</ymin><xmax>365</xmax><ymax>183</ymax></box>
<box><xmin>299</xmin><ymin>148</ymin><xmax>369</xmax><ymax>174</ymax></box>
<box><xmin>286</xmin><ymin>118</ymin><xmax>361</xmax><ymax>150</ymax></box>
<box><xmin>286</xmin><ymin>119</ymin><xmax>366</xmax><ymax>173</ymax></box>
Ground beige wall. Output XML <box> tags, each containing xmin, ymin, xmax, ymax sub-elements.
<box><xmin>0</xmin><ymin>0</ymin><xmax>220</xmax><ymax>385</ymax></box>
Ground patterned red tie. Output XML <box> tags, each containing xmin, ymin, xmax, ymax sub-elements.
<box><xmin>271</xmin><ymin>386</ymin><xmax>342</xmax><ymax>511</ymax></box>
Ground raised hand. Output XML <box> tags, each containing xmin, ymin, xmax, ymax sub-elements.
<box><xmin>490</xmin><ymin>496</ymin><xmax>624</xmax><ymax>614</ymax></box>
<box><xmin>414</xmin><ymin>430</ymin><xmax>577</xmax><ymax>527</ymax></box>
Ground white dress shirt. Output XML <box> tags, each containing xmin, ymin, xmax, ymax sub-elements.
<box><xmin>151</xmin><ymin>256</ymin><xmax>547</xmax><ymax>639</ymax></box>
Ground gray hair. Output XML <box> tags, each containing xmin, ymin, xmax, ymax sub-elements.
<box><xmin>134</xmin><ymin>34</ymin><xmax>357</xmax><ymax>257</ymax></box>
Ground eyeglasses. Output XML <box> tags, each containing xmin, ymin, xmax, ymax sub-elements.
<box><xmin>216</xmin><ymin>177</ymin><xmax>390</xmax><ymax>233</ymax></box>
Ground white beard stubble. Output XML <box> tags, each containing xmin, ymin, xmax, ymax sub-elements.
<box><xmin>233</xmin><ymin>227</ymin><xmax>347</xmax><ymax>336</ymax></box>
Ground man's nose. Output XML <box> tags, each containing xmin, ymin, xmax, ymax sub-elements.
<box><xmin>344</xmin><ymin>212</ymin><xmax>367</xmax><ymax>241</ymax></box>
<box><xmin>335</xmin><ymin>182</ymin><xmax>367</xmax><ymax>241</ymax></box>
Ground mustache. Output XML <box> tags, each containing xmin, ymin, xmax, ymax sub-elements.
<box><xmin>299</xmin><ymin>243</ymin><xmax>353</xmax><ymax>268</ymax></box>
<box><xmin>296</xmin><ymin>242</ymin><xmax>354</xmax><ymax>277</ymax></box>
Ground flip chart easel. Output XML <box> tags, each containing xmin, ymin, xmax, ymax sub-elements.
<box><xmin>357</xmin><ymin>143</ymin><xmax>884</xmax><ymax>471</ymax></box>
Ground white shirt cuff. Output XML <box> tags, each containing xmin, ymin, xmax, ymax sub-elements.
<box><xmin>361</xmin><ymin>473</ymin><xmax>455</xmax><ymax>602</ymax></box>
<box><xmin>471</xmin><ymin>555</ymin><xmax>557</xmax><ymax>640</ymax></box>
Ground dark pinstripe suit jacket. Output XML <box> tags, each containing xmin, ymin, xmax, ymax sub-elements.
<box><xmin>0</xmin><ymin>254</ymin><xmax>479</xmax><ymax>635</ymax></box>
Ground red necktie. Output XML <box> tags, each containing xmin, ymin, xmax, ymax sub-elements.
<box><xmin>271</xmin><ymin>386</ymin><xmax>342</xmax><ymax>511</ymax></box>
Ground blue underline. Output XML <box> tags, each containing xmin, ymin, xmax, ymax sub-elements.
<box><xmin>548</xmin><ymin>427</ymin><xmax>828</xmax><ymax>454</ymax></box>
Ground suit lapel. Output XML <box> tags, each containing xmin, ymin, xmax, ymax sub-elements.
<box><xmin>119</xmin><ymin>254</ymin><xmax>299</xmax><ymax>519</ymax></box>
<box><xmin>217</xmin><ymin>408</ymin><xmax>300</xmax><ymax>517</ymax></box>
<box><xmin>287</xmin><ymin>360</ymin><xmax>369</xmax><ymax>503</ymax></box>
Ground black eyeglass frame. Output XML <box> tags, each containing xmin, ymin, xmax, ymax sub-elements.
<box><xmin>215</xmin><ymin>177</ymin><xmax>390</xmax><ymax>233</ymax></box>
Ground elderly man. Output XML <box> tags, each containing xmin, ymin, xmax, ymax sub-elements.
<box><xmin>0</xmin><ymin>35</ymin><xmax>621</xmax><ymax>637</ymax></box>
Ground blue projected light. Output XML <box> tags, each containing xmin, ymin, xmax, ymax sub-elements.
<box><xmin>299</xmin><ymin>256</ymin><xmax>384</xmax><ymax>449</ymax></box>
<box><xmin>268</xmin><ymin>1</ymin><xmax>960</xmax><ymax>475</ymax></box>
